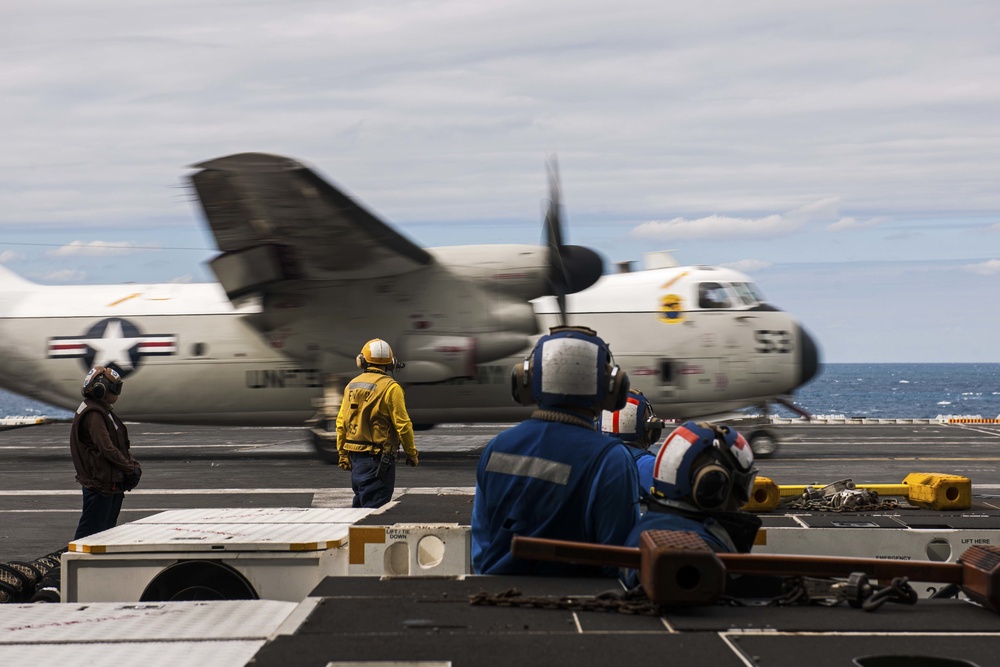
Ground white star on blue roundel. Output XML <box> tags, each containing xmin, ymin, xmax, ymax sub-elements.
<box><xmin>47</xmin><ymin>318</ymin><xmax>178</xmax><ymax>379</ymax></box>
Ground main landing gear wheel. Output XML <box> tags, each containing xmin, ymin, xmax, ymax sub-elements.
<box><xmin>748</xmin><ymin>429</ymin><xmax>779</xmax><ymax>458</ymax></box>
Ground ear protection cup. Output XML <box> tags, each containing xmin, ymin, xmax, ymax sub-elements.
<box><xmin>356</xmin><ymin>354</ymin><xmax>365</xmax><ymax>369</ymax></box>
<box><xmin>691</xmin><ymin>463</ymin><xmax>732</xmax><ymax>511</ymax></box>
<box><xmin>510</xmin><ymin>357</ymin><xmax>535</xmax><ymax>406</ymax></box>
<box><xmin>90</xmin><ymin>379</ymin><xmax>107</xmax><ymax>400</ymax></box>
<box><xmin>601</xmin><ymin>364</ymin><xmax>630</xmax><ymax>412</ymax></box>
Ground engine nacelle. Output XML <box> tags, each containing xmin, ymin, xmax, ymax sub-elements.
<box><xmin>397</xmin><ymin>331</ymin><xmax>533</xmax><ymax>384</ymax></box>
<box><xmin>429</xmin><ymin>245</ymin><xmax>550</xmax><ymax>301</ymax></box>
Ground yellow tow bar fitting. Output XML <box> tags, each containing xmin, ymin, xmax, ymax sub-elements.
<box><xmin>742</xmin><ymin>473</ymin><xmax>971</xmax><ymax>512</ymax></box>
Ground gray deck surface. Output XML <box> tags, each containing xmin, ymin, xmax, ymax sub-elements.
<box><xmin>1</xmin><ymin>421</ymin><xmax>999</xmax><ymax>665</ymax></box>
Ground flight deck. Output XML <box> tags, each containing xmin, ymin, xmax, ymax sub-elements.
<box><xmin>2</xmin><ymin>421</ymin><xmax>1000</xmax><ymax>665</ymax></box>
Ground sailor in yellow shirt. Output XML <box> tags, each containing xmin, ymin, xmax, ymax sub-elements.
<box><xmin>336</xmin><ymin>338</ymin><xmax>418</xmax><ymax>508</ymax></box>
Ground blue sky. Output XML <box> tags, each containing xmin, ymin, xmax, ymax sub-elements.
<box><xmin>1</xmin><ymin>0</ymin><xmax>998</xmax><ymax>363</ymax></box>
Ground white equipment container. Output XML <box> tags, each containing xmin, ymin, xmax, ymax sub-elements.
<box><xmin>63</xmin><ymin>507</ymin><xmax>373</xmax><ymax>603</ymax></box>
<box><xmin>348</xmin><ymin>523</ymin><xmax>472</xmax><ymax>575</ymax></box>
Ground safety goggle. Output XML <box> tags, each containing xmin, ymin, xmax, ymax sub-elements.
<box><xmin>108</xmin><ymin>381</ymin><xmax>123</xmax><ymax>396</ymax></box>
<box><xmin>645</xmin><ymin>416</ymin><xmax>665</xmax><ymax>444</ymax></box>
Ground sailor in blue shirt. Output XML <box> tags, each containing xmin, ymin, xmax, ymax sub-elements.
<box><xmin>620</xmin><ymin>421</ymin><xmax>761</xmax><ymax>588</ymax></box>
<box><xmin>599</xmin><ymin>389</ymin><xmax>664</xmax><ymax>504</ymax></box>
<box><xmin>471</xmin><ymin>325</ymin><xmax>640</xmax><ymax>576</ymax></box>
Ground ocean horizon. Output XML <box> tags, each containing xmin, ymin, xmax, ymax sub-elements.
<box><xmin>1</xmin><ymin>363</ymin><xmax>997</xmax><ymax>422</ymax></box>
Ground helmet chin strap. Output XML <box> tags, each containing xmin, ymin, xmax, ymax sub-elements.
<box><xmin>531</xmin><ymin>408</ymin><xmax>596</xmax><ymax>431</ymax></box>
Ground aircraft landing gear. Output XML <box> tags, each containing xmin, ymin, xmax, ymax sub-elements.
<box><xmin>308</xmin><ymin>419</ymin><xmax>340</xmax><ymax>464</ymax></box>
<box><xmin>308</xmin><ymin>375</ymin><xmax>345</xmax><ymax>464</ymax></box>
<box><xmin>744</xmin><ymin>403</ymin><xmax>779</xmax><ymax>459</ymax></box>
<box><xmin>747</xmin><ymin>429</ymin><xmax>779</xmax><ymax>459</ymax></box>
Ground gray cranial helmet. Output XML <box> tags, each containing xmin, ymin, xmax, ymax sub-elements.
<box><xmin>510</xmin><ymin>325</ymin><xmax>629</xmax><ymax>412</ymax></box>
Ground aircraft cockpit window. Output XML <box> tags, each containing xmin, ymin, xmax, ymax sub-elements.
<box><xmin>698</xmin><ymin>282</ymin><xmax>732</xmax><ymax>309</ymax></box>
<box><xmin>732</xmin><ymin>282</ymin><xmax>761</xmax><ymax>306</ymax></box>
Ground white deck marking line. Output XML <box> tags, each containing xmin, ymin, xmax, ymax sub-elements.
<box><xmin>719</xmin><ymin>632</ymin><xmax>757</xmax><ymax>667</ymax></box>
<box><xmin>310</xmin><ymin>489</ymin><xmax>357</xmax><ymax>508</ymax></box>
<box><xmin>951</xmin><ymin>424</ymin><xmax>1000</xmax><ymax>437</ymax></box>
<box><xmin>768</xmin><ymin>457</ymin><xmax>1000</xmax><ymax>461</ymax></box>
<box><xmin>721</xmin><ymin>630</ymin><xmax>1000</xmax><ymax>637</ymax></box>
<box><xmin>0</xmin><ymin>489</ymin><xmax>322</xmax><ymax>496</ymax></box>
<box><xmin>0</xmin><ymin>443</ymin><xmax>306</xmax><ymax>449</ymax></box>
<box><xmin>0</xmin><ymin>486</ymin><xmax>477</xmax><ymax>496</ymax></box>
<box><xmin>1</xmin><ymin>508</ymin><xmax>233</xmax><ymax>513</ymax></box>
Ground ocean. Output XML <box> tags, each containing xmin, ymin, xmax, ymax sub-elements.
<box><xmin>775</xmin><ymin>363</ymin><xmax>1000</xmax><ymax>420</ymax></box>
<box><xmin>1</xmin><ymin>363</ymin><xmax>998</xmax><ymax>422</ymax></box>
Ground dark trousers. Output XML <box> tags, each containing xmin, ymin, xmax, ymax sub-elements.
<box><xmin>73</xmin><ymin>487</ymin><xmax>124</xmax><ymax>540</ymax></box>
<box><xmin>349</xmin><ymin>452</ymin><xmax>396</xmax><ymax>508</ymax></box>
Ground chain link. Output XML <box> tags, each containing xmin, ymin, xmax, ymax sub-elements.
<box><xmin>781</xmin><ymin>479</ymin><xmax>900</xmax><ymax>512</ymax></box>
<box><xmin>469</xmin><ymin>587</ymin><xmax>664</xmax><ymax>616</ymax></box>
<box><xmin>470</xmin><ymin>575</ymin><xmax>919</xmax><ymax>615</ymax></box>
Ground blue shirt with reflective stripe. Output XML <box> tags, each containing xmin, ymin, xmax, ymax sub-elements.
<box><xmin>471</xmin><ymin>418</ymin><xmax>640</xmax><ymax>575</ymax></box>
<box><xmin>628</xmin><ymin>446</ymin><xmax>656</xmax><ymax>502</ymax></box>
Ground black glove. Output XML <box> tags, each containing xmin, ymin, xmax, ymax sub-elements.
<box><xmin>123</xmin><ymin>466</ymin><xmax>142</xmax><ymax>491</ymax></box>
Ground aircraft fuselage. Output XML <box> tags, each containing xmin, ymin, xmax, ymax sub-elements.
<box><xmin>0</xmin><ymin>263</ymin><xmax>818</xmax><ymax>426</ymax></box>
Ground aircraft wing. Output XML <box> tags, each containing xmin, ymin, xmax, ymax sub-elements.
<box><xmin>190</xmin><ymin>153</ymin><xmax>433</xmax><ymax>299</ymax></box>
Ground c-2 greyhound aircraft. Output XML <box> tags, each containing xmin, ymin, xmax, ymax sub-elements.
<box><xmin>0</xmin><ymin>153</ymin><xmax>819</xmax><ymax>458</ymax></box>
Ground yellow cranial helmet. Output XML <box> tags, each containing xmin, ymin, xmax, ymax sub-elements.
<box><xmin>357</xmin><ymin>338</ymin><xmax>396</xmax><ymax>368</ymax></box>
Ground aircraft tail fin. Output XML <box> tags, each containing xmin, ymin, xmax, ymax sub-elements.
<box><xmin>0</xmin><ymin>263</ymin><xmax>37</xmax><ymax>287</ymax></box>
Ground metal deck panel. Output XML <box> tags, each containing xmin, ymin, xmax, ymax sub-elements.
<box><xmin>0</xmin><ymin>600</ymin><xmax>299</xmax><ymax>643</ymax></box>
<box><xmin>265</xmin><ymin>575</ymin><xmax>1000</xmax><ymax>667</ymax></box>
<box><xmin>0</xmin><ymin>640</ymin><xmax>266</xmax><ymax>667</ymax></box>
<box><xmin>252</xmin><ymin>633</ymin><xmax>746</xmax><ymax>667</ymax></box>
<box><xmin>132</xmin><ymin>507</ymin><xmax>374</xmax><ymax>524</ymax></box>
<box><xmin>729</xmin><ymin>633</ymin><xmax>998</xmax><ymax>667</ymax></box>
<box><xmin>69</xmin><ymin>522</ymin><xmax>351</xmax><ymax>553</ymax></box>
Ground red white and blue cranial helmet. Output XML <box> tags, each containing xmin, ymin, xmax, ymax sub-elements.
<box><xmin>650</xmin><ymin>421</ymin><xmax>757</xmax><ymax>509</ymax></box>
<box><xmin>599</xmin><ymin>389</ymin><xmax>664</xmax><ymax>448</ymax></box>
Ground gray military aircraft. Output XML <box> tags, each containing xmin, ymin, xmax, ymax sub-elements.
<box><xmin>0</xmin><ymin>153</ymin><xmax>819</xmax><ymax>458</ymax></box>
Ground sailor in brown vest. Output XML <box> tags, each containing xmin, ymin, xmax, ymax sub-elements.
<box><xmin>336</xmin><ymin>339</ymin><xmax>418</xmax><ymax>508</ymax></box>
<box><xmin>69</xmin><ymin>366</ymin><xmax>141</xmax><ymax>540</ymax></box>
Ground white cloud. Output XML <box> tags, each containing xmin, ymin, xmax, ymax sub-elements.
<box><xmin>826</xmin><ymin>216</ymin><xmax>891</xmax><ymax>232</ymax></box>
<box><xmin>630</xmin><ymin>197</ymin><xmax>842</xmax><ymax>241</ymax></box>
<box><xmin>965</xmin><ymin>259</ymin><xmax>1000</xmax><ymax>276</ymax></box>
<box><xmin>0</xmin><ymin>1</ymin><xmax>998</xmax><ymax>360</ymax></box>
<box><xmin>0</xmin><ymin>251</ymin><xmax>25</xmax><ymax>263</ymax></box>
<box><xmin>722</xmin><ymin>259</ymin><xmax>773</xmax><ymax>273</ymax></box>
<box><xmin>630</xmin><ymin>213</ymin><xmax>794</xmax><ymax>241</ymax></box>
<box><xmin>47</xmin><ymin>241</ymin><xmax>140</xmax><ymax>257</ymax></box>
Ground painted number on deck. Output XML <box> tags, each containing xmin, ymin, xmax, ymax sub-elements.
<box><xmin>754</xmin><ymin>330</ymin><xmax>792</xmax><ymax>354</ymax></box>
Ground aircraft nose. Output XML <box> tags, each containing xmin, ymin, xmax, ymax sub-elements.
<box><xmin>797</xmin><ymin>325</ymin><xmax>821</xmax><ymax>387</ymax></box>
